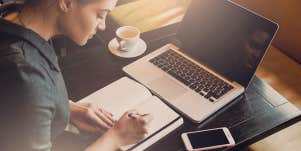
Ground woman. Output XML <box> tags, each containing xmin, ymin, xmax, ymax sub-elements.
<box><xmin>0</xmin><ymin>0</ymin><xmax>151</xmax><ymax>151</ymax></box>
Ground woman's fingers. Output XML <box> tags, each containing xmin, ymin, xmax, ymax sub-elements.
<box><xmin>83</xmin><ymin>103</ymin><xmax>115</xmax><ymax>129</ymax></box>
<box><xmin>87</xmin><ymin>110</ymin><xmax>112</xmax><ymax>130</ymax></box>
<box><xmin>94</xmin><ymin>109</ymin><xmax>115</xmax><ymax>127</ymax></box>
<box><xmin>100</xmin><ymin>108</ymin><xmax>116</xmax><ymax>123</ymax></box>
<box><xmin>139</xmin><ymin>114</ymin><xmax>153</xmax><ymax>124</ymax></box>
<box><xmin>137</xmin><ymin>114</ymin><xmax>152</xmax><ymax>134</ymax></box>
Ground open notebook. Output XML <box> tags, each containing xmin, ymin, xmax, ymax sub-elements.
<box><xmin>78</xmin><ymin>77</ymin><xmax>183</xmax><ymax>151</ymax></box>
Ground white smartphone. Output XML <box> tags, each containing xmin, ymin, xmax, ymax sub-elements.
<box><xmin>181</xmin><ymin>127</ymin><xmax>235</xmax><ymax>151</ymax></box>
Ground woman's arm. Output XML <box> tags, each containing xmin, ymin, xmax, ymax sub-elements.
<box><xmin>0</xmin><ymin>57</ymin><xmax>55</xmax><ymax>151</ymax></box>
<box><xmin>84</xmin><ymin>129</ymin><xmax>121</xmax><ymax>151</ymax></box>
<box><xmin>85</xmin><ymin>110</ymin><xmax>153</xmax><ymax>151</ymax></box>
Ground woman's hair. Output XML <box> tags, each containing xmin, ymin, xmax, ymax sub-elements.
<box><xmin>22</xmin><ymin>0</ymin><xmax>41</xmax><ymax>7</ymax></box>
<box><xmin>21</xmin><ymin>0</ymin><xmax>52</xmax><ymax>9</ymax></box>
<box><xmin>22</xmin><ymin>0</ymin><xmax>98</xmax><ymax>7</ymax></box>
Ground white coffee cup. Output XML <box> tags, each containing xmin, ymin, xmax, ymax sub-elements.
<box><xmin>116</xmin><ymin>26</ymin><xmax>140</xmax><ymax>52</ymax></box>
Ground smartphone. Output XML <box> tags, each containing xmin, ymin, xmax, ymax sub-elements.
<box><xmin>181</xmin><ymin>127</ymin><xmax>235</xmax><ymax>151</ymax></box>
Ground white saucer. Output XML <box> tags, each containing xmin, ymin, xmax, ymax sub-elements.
<box><xmin>108</xmin><ymin>38</ymin><xmax>147</xmax><ymax>58</ymax></box>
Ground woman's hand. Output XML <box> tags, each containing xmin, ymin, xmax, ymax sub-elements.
<box><xmin>108</xmin><ymin>110</ymin><xmax>153</xmax><ymax>146</ymax></box>
<box><xmin>69</xmin><ymin>101</ymin><xmax>116</xmax><ymax>134</ymax></box>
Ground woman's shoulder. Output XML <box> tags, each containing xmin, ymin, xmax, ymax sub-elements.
<box><xmin>0</xmin><ymin>33</ymin><xmax>48</xmax><ymax>83</ymax></box>
<box><xmin>0</xmin><ymin>30</ymin><xmax>45</xmax><ymax>66</ymax></box>
<box><xmin>0</xmin><ymin>32</ymin><xmax>26</xmax><ymax>60</ymax></box>
<box><xmin>0</xmin><ymin>39</ymin><xmax>41</xmax><ymax>80</ymax></box>
<box><xmin>0</xmin><ymin>37</ymin><xmax>55</xmax><ymax>107</ymax></box>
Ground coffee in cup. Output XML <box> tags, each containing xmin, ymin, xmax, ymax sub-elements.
<box><xmin>116</xmin><ymin>26</ymin><xmax>140</xmax><ymax>52</ymax></box>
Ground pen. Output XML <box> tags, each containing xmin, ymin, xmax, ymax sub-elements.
<box><xmin>128</xmin><ymin>113</ymin><xmax>148</xmax><ymax>119</ymax></box>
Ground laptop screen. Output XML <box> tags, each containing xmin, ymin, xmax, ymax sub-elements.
<box><xmin>176</xmin><ymin>0</ymin><xmax>278</xmax><ymax>87</ymax></box>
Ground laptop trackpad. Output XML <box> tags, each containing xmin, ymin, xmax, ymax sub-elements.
<box><xmin>148</xmin><ymin>76</ymin><xmax>187</xmax><ymax>100</ymax></box>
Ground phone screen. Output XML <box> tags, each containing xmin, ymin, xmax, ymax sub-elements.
<box><xmin>187</xmin><ymin>129</ymin><xmax>229</xmax><ymax>149</ymax></box>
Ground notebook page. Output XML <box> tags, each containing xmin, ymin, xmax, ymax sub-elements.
<box><xmin>78</xmin><ymin>77</ymin><xmax>152</xmax><ymax>119</ymax></box>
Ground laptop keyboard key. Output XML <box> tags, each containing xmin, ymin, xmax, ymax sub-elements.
<box><xmin>189</xmin><ymin>83</ymin><xmax>199</xmax><ymax>90</ymax></box>
<box><xmin>209</xmin><ymin>98</ymin><xmax>215</xmax><ymax>102</ymax></box>
<box><xmin>168</xmin><ymin>70</ymin><xmax>190</xmax><ymax>86</ymax></box>
<box><xmin>199</xmin><ymin>91</ymin><xmax>205</xmax><ymax>96</ymax></box>
<box><xmin>204</xmin><ymin>92</ymin><xmax>213</xmax><ymax>99</ymax></box>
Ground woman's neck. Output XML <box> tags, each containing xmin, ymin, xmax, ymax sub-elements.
<box><xmin>5</xmin><ymin>7</ymin><xmax>59</xmax><ymax>41</ymax></box>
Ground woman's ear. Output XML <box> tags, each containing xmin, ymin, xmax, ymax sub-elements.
<box><xmin>58</xmin><ymin>0</ymin><xmax>74</xmax><ymax>13</ymax></box>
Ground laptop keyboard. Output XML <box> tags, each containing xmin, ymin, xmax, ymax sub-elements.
<box><xmin>149</xmin><ymin>50</ymin><xmax>233</xmax><ymax>102</ymax></box>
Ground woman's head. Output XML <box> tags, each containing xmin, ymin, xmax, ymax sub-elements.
<box><xmin>22</xmin><ymin>0</ymin><xmax>118</xmax><ymax>46</ymax></box>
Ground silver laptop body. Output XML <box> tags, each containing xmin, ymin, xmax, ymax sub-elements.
<box><xmin>123</xmin><ymin>0</ymin><xmax>278</xmax><ymax>123</ymax></box>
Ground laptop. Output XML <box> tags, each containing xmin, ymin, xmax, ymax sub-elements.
<box><xmin>123</xmin><ymin>0</ymin><xmax>278</xmax><ymax>123</ymax></box>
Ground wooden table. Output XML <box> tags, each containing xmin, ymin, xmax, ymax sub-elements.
<box><xmin>56</xmin><ymin>1</ymin><xmax>301</xmax><ymax>150</ymax></box>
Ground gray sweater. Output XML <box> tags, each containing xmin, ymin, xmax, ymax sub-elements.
<box><xmin>0</xmin><ymin>18</ymin><xmax>69</xmax><ymax>151</ymax></box>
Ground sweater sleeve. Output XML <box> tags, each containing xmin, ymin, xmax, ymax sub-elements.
<box><xmin>0</xmin><ymin>50</ymin><xmax>55</xmax><ymax>151</ymax></box>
